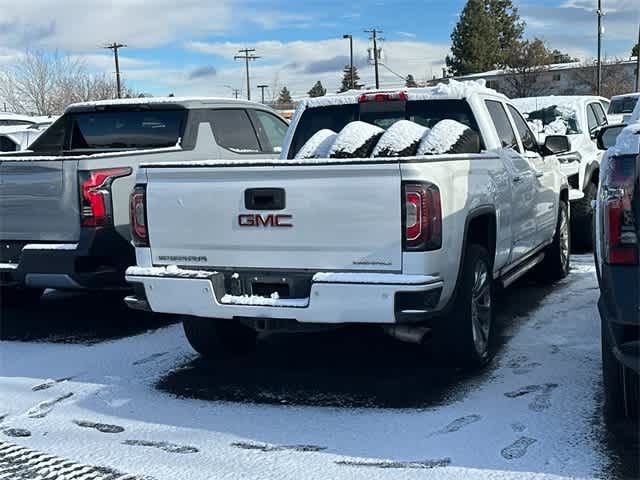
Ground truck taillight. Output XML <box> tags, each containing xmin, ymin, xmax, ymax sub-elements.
<box><xmin>358</xmin><ymin>92</ymin><xmax>408</xmax><ymax>103</ymax></box>
<box><xmin>603</xmin><ymin>155</ymin><xmax>638</xmax><ymax>265</ymax></box>
<box><xmin>130</xmin><ymin>185</ymin><xmax>149</xmax><ymax>247</ymax></box>
<box><xmin>403</xmin><ymin>183</ymin><xmax>441</xmax><ymax>251</ymax></box>
<box><xmin>79</xmin><ymin>168</ymin><xmax>131</xmax><ymax>227</ymax></box>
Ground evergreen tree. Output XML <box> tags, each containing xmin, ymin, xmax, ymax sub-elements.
<box><xmin>633</xmin><ymin>43</ymin><xmax>639</xmax><ymax>57</ymax></box>
<box><xmin>338</xmin><ymin>65</ymin><xmax>363</xmax><ymax>92</ymax></box>
<box><xmin>446</xmin><ymin>0</ymin><xmax>525</xmax><ymax>76</ymax></box>
<box><xmin>488</xmin><ymin>0</ymin><xmax>525</xmax><ymax>55</ymax></box>
<box><xmin>277</xmin><ymin>86</ymin><xmax>292</xmax><ymax>104</ymax></box>
<box><xmin>446</xmin><ymin>0</ymin><xmax>502</xmax><ymax>76</ymax></box>
<box><xmin>307</xmin><ymin>81</ymin><xmax>327</xmax><ymax>97</ymax></box>
<box><xmin>405</xmin><ymin>74</ymin><xmax>418</xmax><ymax>88</ymax></box>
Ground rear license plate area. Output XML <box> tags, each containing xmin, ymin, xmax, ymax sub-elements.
<box><xmin>251</xmin><ymin>281</ymin><xmax>290</xmax><ymax>298</ymax></box>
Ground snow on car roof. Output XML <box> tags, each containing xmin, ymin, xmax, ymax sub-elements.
<box><xmin>66</xmin><ymin>96</ymin><xmax>267</xmax><ymax>111</ymax></box>
<box><xmin>300</xmin><ymin>80</ymin><xmax>506</xmax><ymax>110</ymax></box>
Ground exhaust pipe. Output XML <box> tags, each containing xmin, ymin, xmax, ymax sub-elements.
<box><xmin>384</xmin><ymin>325</ymin><xmax>431</xmax><ymax>344</ymax></box>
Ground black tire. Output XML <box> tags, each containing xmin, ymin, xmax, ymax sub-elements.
<box><xmin>601</xmin><ymin>317</ymin><xmax>639</xmax><ymax>423</ymax></box>
<box><xmin>537</xmin><ymin>200</ymin><xmax>570</xmax><ymax>283</ymax></box>
<box><xmin>434</xmin><ymin>244</ymin><xmax>494</xmax><ymax>368</ymax></box>
<box><xmin>0</xmin><ymin>286</ymin><xmax>44</xmax><ymax>307</ymax></box>
<box><xmin>182</xmin><ymin>316</ymin><xmax>257</xmax><ymax>358</ymax></box>
<box><xmin>571</xmin><ymin>181</ymin><xmax>597</xmax><ymax>252</ymax></box>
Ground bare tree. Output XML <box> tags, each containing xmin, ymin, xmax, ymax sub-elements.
<box><xmin>571</xmin><ymin>60</ymin><xmax>635</xmax><ymax>98</ymax></box>
<box><xmin>0</xmin><ymin>50</ymin><xmax>137</xmax><ymax>115</ymax></box>
<box><xmin>501</xmin><ymin>39</ymin><xmax>557</xmax><ymax>98</ymax></box>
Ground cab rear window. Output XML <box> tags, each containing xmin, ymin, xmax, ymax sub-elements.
<box><xmin>288</xmin><ymin>99</ymin><xmax>481</xmax><ymax>159</ymax></box>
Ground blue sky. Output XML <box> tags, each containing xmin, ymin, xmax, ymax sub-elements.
<box><xmin>0</xmin><ymin>0</ymin><xmax>637</xmax><ymax>99</ymax></box>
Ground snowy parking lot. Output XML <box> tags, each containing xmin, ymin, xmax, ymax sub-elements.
<box><xmin>0</xmin><ymin>255</ymin><xmax>638</xmax><ymax>480</ymax></box>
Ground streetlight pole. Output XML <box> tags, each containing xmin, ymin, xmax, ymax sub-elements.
<box><xmin>596</xmin><ymin>0</ymin><xmax>603</xmax><ymax>96</ymax></box>
<box><xmin>343</xmin><ymin>34</ymin><xmax>354</xmax><ymax>89</ymax></box>
<box><xmin>635</xmin><ymin>23</ymin><xmax>640</xmax><ymax>92</ymax></box>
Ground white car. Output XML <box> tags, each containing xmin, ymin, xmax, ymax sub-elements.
<box><xmin>607</xmin><ymin>92</ymin><xmax>640</xmax><ymax>125</ymax></box>
<box><xmin>513</xmin><ymin>96</ymin><xmax>609</xmax><ymax>250</ymax></box>
<box><xmin>125</xmin><ymin>81</ymin><xmax>571</xmax><ymax>369</ymax></box>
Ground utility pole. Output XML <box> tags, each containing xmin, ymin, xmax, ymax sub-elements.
<box><xmin>257</xmin><ymin>84</ymin><xmax>268</xmax><ymax>104</ymax></box>
<box><xmin>596</xmin><ymin>0</ymin><xmax>603</xmax><ymax>96</ymax></box>
<box><xmin>234</xmin><ymin>48</ymin><xmax>260</xmax><ymax>101</ymax></box>
<box><xmin>365</xmin><ymin>29</ymin><xmax>382</xmax><ymax>89</ymax></box>
<box><xmin>343</xmin><ymin>34</ymin><xmax>354</xmax><ymax>89</ymax></box>
<box><xmin>636</xmin><ymin>23</ymin><xmax>640</xmax><ymax>92</ymax></box>
<box><xmin>105</xmin><ymin>42</ymin><xmax>126</xmax><ymax>99</ymax></box>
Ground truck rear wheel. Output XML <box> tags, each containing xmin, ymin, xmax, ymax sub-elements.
<box><xmin>536</xmin><ymin>200</ymin><xmax>570</xmax><ymax>283</ymax></box>
<box><xmin>434</xmin><ymin>244</ymin><xmax>494</xmax><ymax>368</ymax></box>
<box><xmin>182</xmin><ymin>316</ymin><xmax>257</xmax><ymax>358</ymax></box>
<box><xmin>571</xmin><ymin>182</ymin><xmax>596</xmax><ymax>252</ymax></box>
<box><xmin>0</xmin><ymin>286</ymin><xmax>44</xmax><ymax>307</ymax></box>
<box><xmin>602</xmin><ymin>318</ymin><xmax>639</xmax><ymax>424</ymax></box>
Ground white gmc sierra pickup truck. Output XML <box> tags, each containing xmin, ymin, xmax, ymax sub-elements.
<box><xmin>126</xmin><ymin>80</ymin><xmax>571</xmax><ymax>367</ymax></box>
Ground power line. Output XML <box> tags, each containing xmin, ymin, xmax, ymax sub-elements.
<box><xmin>104</xmin><ymin>42</ymin><xmax>126</xmax><ymax>99</ymax></box>
<box><xmin>234</xmin><ymin>48</ymin><xmax>260</xmax><ymax>101</ymax></box>
<box><xmin>380</xmin><ymin>63</ymin><xmax>406</xmax><ymax>81</ymax></box>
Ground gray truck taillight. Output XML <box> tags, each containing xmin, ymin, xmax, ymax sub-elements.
<box><xmin>403</xmin><ymin>182</ymin><xmax>442</xmax><ymax>251</ymax></box>
<box><xmin>79</xmin><ymin>167</ymin><xmax>132</xmax><ymax>227</ymax></box>
<box><xmin>603</xmin><ymin>154</ymin><xmax>638</xmax><ymax>265</ymax></box>
<box><xmin>130</xmin><ymin>184</ymin><xmax>149</xmax><ymax>247</ymax></box>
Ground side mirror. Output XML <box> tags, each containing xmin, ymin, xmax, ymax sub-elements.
<box><xmin>543</xmin><ymin>135</ymin><xmax>571</xmax><ymax>156</ymax></box>
<box><xmin>597</xmin><ymin>124</ymin><xmax>626</xmax><ymax>150</ymax></box>
<box><xmin>590</xmin><ymin>128</ymin><xmax>600</xmax><ymax>140</ymax></box>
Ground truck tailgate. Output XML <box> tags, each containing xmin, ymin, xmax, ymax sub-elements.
<box><xmin>0</xmin><ymin>159</ymin><xmax>81</xmax><ymax>242</ymax></box>
<box><xmin>146</xmin><ymin>163</ymin><xmax>403</xmax><ymax>272</ymax></box>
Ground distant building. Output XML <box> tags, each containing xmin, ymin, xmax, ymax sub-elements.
<box><xmin>431</xmin><ymin>58</ymin><xmax>639</xmax><ymax>99</ymax></box>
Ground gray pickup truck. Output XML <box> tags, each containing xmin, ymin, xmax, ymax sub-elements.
<box><xmin>0</xmin><ymin>97</ymin><xmax>288</xmax><ymax>305</ymax></box>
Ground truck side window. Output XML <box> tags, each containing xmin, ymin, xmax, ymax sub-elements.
<box><xmin>28</xmin><ymin>116</ymin><xmax>66</xmax><ymax>154</ymax></box>
<box><xmin>507</xmin><ymin>105</ymin><xmax>538</xmax><ymax>153</ymax></box>
<box><xmin>207</xmin><ymin>109</ymin><xmax>261</xmax><ymax>154</ymax></box>
<box><xmin>587</xmin><ymin>105</ymin><xmax>599</xmax><ymax>133</ymax></box>
<box><xmin>252</xmin><ymin>110</ymin><xmax>288</xmax><ymax>154</ymax></box>
<box><xmin>590</xmin><ymin>103</ymin><xmax>608</xmax><ymax>127</ymax></box>
<box><xmin>485</xmin><ymin>100</ymin><xmax>519</xmax><ymax>152</ymax></box>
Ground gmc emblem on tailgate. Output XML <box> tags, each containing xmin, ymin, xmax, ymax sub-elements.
<box><xmin>238</xmin><ymin>214</ymin><xmax>293</xmax><ymax>228</ymax></box>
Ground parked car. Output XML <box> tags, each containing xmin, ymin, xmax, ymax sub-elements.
<box><xmin>126</xmin><ymin>81</ymin><xmax>571</xmax><ymax>368</ymax></box>
<box><xmin>594</xmin><ymin>102</ymin><xmax>639</xmax><ymax>424</ymax></box>
<box><xmin>0</xmin><ymin>97</ymin><xmax>288</xmax><ymax>305</ymax></box>
<box><xmin>513</xmin><ymin>96</ymin><xmax>609</xmax><ymax>250</ymax></box>
<box><xmin>607</xmin><ymin>92</ymin><xmax>640</xmax><ymax>125</ymax></box>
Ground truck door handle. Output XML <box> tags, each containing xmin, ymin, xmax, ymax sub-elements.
<box><xmin>245</xmin><ymin>188</ymin><xmax>286</xmax><ymax>210</ymax></box>
<box><xmin>512</xmin><ymin>176</ymin><xmax>523</xmax><ymax>183</ymax></box>
<box><xmin>535</xmin><ymin>172</ymin><xmax>544</xmax><ymax>178</ymax></box>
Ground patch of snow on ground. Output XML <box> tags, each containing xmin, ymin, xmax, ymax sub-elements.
<box><xmin>295</xmin><ymin>129</ymin><xmax>338</xmax><ymax>159</ymax></box>
<box><xmin>417</xmin><ymin>120</ymin><xmax>468</xmax><ymax>155</ymax></box>
<box><xmin>328</xmin><ymin>122</ymin><xmax>384</xmax><ymax>157</ymax></box>
<box><xmin>371</xmin><ymin>121</ymin><xmax>428</xmax><ymax>157</ymax></box>
<box><xmin>0</xmin><ymin>255</ymin><xmax>626</xmax><ymax>480</ymax></box>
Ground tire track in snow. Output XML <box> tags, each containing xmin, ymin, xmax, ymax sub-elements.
<box><xmin>31</xmin><ymin>376</ymin><xmax>74</xmax><ymax>392</ymax></box>
<box><xmin>1</xmin><ymin>428</ymin><xmax>31</xmax><ymax>438</ymax></box>
<box><xmin>0</xmin><ymin>441</ymin><xmax>154</xmax><ymax>479</ymax></box>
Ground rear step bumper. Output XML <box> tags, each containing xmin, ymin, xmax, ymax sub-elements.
<box><xmin>125</xmin><ymin>267</ymin><xmax>444</xmax><ymax>324</ymax></box>
<box><xmin>0</xmin><ymin>227</ymin><xmax>134</xmax><ymax>290</ymax></box>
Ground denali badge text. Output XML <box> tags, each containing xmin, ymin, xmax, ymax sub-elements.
<box><xmin>238</xmin><ymin>214</ymin><xmax>293</xmax><ymax>228</ymax></box>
